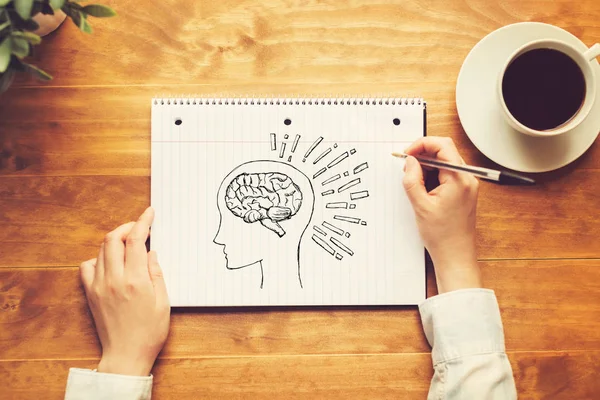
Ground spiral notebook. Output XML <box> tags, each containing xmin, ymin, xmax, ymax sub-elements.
<box><xmin>151</xmin><ymin>97</ymin><xmax>426</xmax><ymax>307</ymax></box>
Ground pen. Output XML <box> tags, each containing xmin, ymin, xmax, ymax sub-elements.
<box><xmin>391</xmin><ymin>153</ymin><xmax>535</xmax><ymax>185</ymax></box>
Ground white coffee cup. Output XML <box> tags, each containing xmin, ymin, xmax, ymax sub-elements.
<box><xmin>498</xmin><ymin>39</ymin><xmax>600</xmax><ymax>137</ymax></box>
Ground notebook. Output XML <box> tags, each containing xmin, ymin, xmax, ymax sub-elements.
<box><xmin>151</xmin><ymin>97</ymin><xmax>426</xmax><ymax>307</ymax></box>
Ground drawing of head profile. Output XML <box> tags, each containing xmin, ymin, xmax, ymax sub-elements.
<box><xmin>214</xmin><ymin>160</ymin><xmax>315</xmax><ymax>289</ymax></box>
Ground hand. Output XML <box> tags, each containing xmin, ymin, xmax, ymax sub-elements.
<box><xmin>79</xmin><ymin>207</ymin><xmax>170</xmax><ymax>376</ymax></box>
<box><xmin>402</xmin><ymin>137</ymin><xmax>482</xmax><ymax>293</ymax></box>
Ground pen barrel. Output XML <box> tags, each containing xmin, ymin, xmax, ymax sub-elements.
<box><xmin>416</xmin><ymin>159</ymin><xmax>500</xmax><ymax>181</ymax></box>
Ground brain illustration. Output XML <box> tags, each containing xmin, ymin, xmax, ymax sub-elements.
<box><xmin>225</xmin><ymin>172</ymin><xmax>303</xmax><ymax>237</ymax></box>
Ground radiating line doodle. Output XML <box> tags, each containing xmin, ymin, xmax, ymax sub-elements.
<box><xmin>354</xmin><ymin>162</ymin><xmax>368</xmax><ymax>174</ymax></box>
<box><xmin>361</xmin><ymin>221</ymin><xmax>367</xmax><ymax>226</ymax></box>
<box><xmin>350</xmin><ymin>149</ymin><xmax>356</xmax><ymax>155</ymax></box>
<box><xmin>338</xmin><ymin>178</ymin><xmax>361</xmax><ymax>193</ymax></box>
<box><xmin>322</xmin><ymin>174</ymin><xmax>341</xmax><ymax>186</ymax></box>
<box><xmin>284</xmin><ymin>134</ymin><xmax>289</xmax><ymax>139</ymax></box>
<box><xmin>303</xmin><ymin>136</ymin><xmax>323</xmax><ymax>162</ymax></box>
<box><xmin>322</xmin><ymin>221</ymin><xmax>344</xmax><ymax>236</ymax></box>
<box><xmin>313</xmin><ymin>148</ymin><xmax>332</xmax><ymax>164</ymax></box>
<box><xmin>270</xmin><ymin>133</ymin><xmax>276</xmax><ymax>151</ymax></box>
<box><xmin>326</xmin><ymin>202</ymin><xmax>348</xmax><ymax>209</ymax></box>
<box><xmin>291</xmin><ymin>134</ymin><xmax>301</xmax><ymax>153</ymax></box>
<box><xmin>334</xmin><ymin>215</ymin><xmax>360</xmax><ymax>224</ymax></box>
<box><xmin>312</xmin><ymin>234</ymin><xmax>335</xmax><ymax>255</ymax></box>
<box><xmin>343</xmin><ymin>171</ymin><xmax>349</xmax><ymax>177</ymax></box>
<box><xmin>327</xmin><ymin>152</ymin><xmax>349</xmax><ymax>168</ymax></box>
<box><xmin>313</xmin><ymin>225</ymin><xmax>327</xmax><ymax>236</ymax></box>
<box><xmin>335</xmin><ymin>253</ymin><xmax>343</xmax><ymax>260</ymax></box>
<box><xmin>288</xmin><ymin>156</ymin><xmax>292</xmax><ymax>162</ymax></box>
<box><xmin>313</xmin><ymin>167</ymin><xmax>327</xmax><ymax>179</ymax></box>
<box><xmin>279</xmin><ymin>143</ymin><xmax>287</xmax><ymax>159</ymax></box>
<box><xmin>350</xmin><ymin>190</ymin><xmax>369</xmax><ymax>200</ymax></box>
<box><xmin>349</xmin><ymin>204</ymin><xmax>356</xmax><ymax>209</ymax></box>
<box><xmin>321</xmin><ymin>189</ymin><xmax>335</xmax><ymax>196</ymax></box>
<box><xmin>345</xmin><ymin>232</ymin><xmax>351</xmax><ymax>238</ymax></box>
<box><xmin>330</xmin><ymin>237</ymin><xmax>354</xmax><ymax>256</ymax></box>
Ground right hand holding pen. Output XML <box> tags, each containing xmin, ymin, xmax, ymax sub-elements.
<box><xmin>402</xmin><ymin>137</ymin><xmax>483</xmax><ymax>293</ymax></box>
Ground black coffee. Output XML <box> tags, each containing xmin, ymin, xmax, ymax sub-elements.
<box><xmin>502</xmin><ymin>48</ymin><xmax>586</xmax><ymax>131</ymax></box>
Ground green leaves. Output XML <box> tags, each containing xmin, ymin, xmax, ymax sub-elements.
<box><xmin>0</xmin><ymin>38</ymin><xmax>10</xmax><ymax>73</ymax></box>
<box><xmin>82</xmin><ymin>4</ymin><xmax>116</xmax><ymax>17</ymax></box>
<box><xmin>10</xmin><ymin>36</ymin><xmax>29</xmax><ymax>58</ymax></box>
<box><xmin>62</xmin><ymin>2</ymin><xmax>85</xmax><ymax>33</ymax></box>
<box><xmin>14</xmin><ymin>0</ymin><xmax>35</xmax><ymax>20</ymax></box>
<box><xmin>0</xmin><ymin>1</ymin><xmax>116</xmax><ymax>94</ymax></box>
<box><xmin>62</xmin><ymin>1</ymin><xmax>116</xmax><ymax>34</ymax></box>
<box><xmin>11</xmin><ymin>31</ymin><xmax>41</xmax><ymax>45</ymax></box>
<box><xmin>0</xmin><ymin>32</ymin><xmax>39</xmax><ymax>64</ymax></box>
<box><xmin>79</xmin><ymin>13</ymin><xmax>92</xmax><ymax>33</ymax></box>
<box><xmin>23</xmin><ymin>62</ymin><xmax>52</xmax><ymax>80</ymax></box>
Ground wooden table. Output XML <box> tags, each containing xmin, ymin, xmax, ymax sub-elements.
<box><xmin>1</xmin><ymin>1</ymin><xmax>599</xmax><ymax>398</ymax></box>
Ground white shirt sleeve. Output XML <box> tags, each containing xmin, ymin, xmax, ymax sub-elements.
<box><xmin>419</xmin><ymin>288</ymin><xmax>517</xmax><ymax>399</ymax></box>
<box><xmin>64</xmin><ymin>368</ymin><xmax>152</xmax><ymax>400</ymax></box>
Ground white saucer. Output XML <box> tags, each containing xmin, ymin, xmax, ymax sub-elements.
<box><xmin>456</xmin><ymin>22</ymin><xmax>600</xmax><ymax>173</ymax></box>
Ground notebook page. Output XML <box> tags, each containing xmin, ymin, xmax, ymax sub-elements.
<box><xmin>151</xmin><ymin>98</ymin><xmax>426</xmax><ymax>306</ymax></box>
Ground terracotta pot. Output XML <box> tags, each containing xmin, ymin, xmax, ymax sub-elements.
<box><xmin>32</xmin><ymin>10</ymin><xmax>67</xmax><ymax>37</ymax></box>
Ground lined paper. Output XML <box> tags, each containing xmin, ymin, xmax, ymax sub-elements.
<box><xmin>151</xmin><ymin>98</ymin><xmax>426</xmax><ymax>306</ymax></box>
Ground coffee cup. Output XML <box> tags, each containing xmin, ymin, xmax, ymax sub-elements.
<box><xmin>498</xmin><ymin>39</ymin><xmax>600</xmax><ymax>137</ymax></box>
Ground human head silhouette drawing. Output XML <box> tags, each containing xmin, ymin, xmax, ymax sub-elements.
<box><xmin>214</xmin><ymin>160</ymin><xmax>315</xmax><ymax>289</ymax></box>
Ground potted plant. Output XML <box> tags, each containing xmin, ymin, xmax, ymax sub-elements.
<box><xmin>0</xmin><ymin>0</ymin><xmax>116</xmax><ymax>93</ymax></box>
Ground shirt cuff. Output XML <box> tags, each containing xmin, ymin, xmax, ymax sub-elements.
<box><xmin>418</xmin><ymin>288</ymin><xmax>506</xmax><ymax>366</ymax></box>
<box><xmin>65</xmin><ymin>368</ymin><xmax>153</xmax><ymax>400</ymax></box>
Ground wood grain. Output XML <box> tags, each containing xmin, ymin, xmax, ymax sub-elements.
<box><xmin>1</xmin><ymin>351</ymin><xmax>599</xmax><ymax>400</ymax></box>
<box><xmin>1</xmin><ymin>260</ymin><xmax>598</xmax><ymax>360</ymax></box>
<box><xmin>1</xmin><ymin>174</ymin><xmax>599</xmax><ymax>267</ymax></box>
<box><xmin>6</xmin><ymin>0</ymin><xmax>600</xmax><ymax>87</ymax></box>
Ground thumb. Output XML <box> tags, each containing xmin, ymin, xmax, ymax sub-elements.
<box><xmin>79</xmin><ymin>258</ymin><xmax>96</xmax><ymax>291</ymax></box>
<box><xmin>402</xmin><ymin>156</ymin><xmax>428</xmax><ymax>207</ymax></box>
<box><xmin>148</xmin><ymin>251</ymin><xmax>170</xmax><ymax>307</ymax></box>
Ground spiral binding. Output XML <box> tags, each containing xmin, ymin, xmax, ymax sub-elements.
<box><xmin>152</xmin><ymin>97</ymin><xmax>423</xmax><ymax>106</ymax></box>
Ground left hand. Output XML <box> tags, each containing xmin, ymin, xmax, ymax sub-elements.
<box><xmin>79</xmin><ymin>207</ymin><xmax>170</xmax><ymax>376</ymax></box>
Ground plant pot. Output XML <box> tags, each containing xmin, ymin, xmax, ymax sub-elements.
<box><xmin>32</xmin><ymin>10</ymin><xmax>67</xmax><ymax>37</ymax></box>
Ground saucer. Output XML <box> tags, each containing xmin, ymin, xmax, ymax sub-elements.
<box><xmin>456</xmin><ymin>22</ymin><xmax>600</xmax><ymax>173</ymax></box>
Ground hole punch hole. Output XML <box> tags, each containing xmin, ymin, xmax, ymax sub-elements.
<box><xmin>284</xmin><ymin>118</ymin><xmax>292</xmax><ymax>126</ymax></box>
<box><xmin>175</xmin><ymin>118</ymin><xmax>183</xmax><ymax>126</ymax></box>
<box><xmin>393</xmin><ymin>118</ymin><xmax>401</xmax><ymax>126</ymax></box>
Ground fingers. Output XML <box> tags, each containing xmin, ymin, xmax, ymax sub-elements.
<box><xmin>148</xmin><ymin>251</ymin><xmax>169</xmax><ymax>308</ymax></box>
<box><xmin>402</xmin><ymin>156</ymin><xmax>429</xmax><ymax>208</ymax></box>
<box><xmin>80</xmin><ymin>258</ymin><xmax>97</xmax><ymax>291</ymax></box>
<box><xmin>404</xmin><ymin>137</ymin><xmax>464</xmax><ymax>164</ymax></box>
<box><xmin>125</xmin><ymin>207</ymin><xmax>154</xmax><ymax>274</ymax></box>
<box><xmin>103</xmin><ymin>221</ymin><xmax>136</xmax><ymax>279</ymax></box>
<box><xmin>95</xmin><ymin>243</ymin><xmax>105</xmax><ymax>281</ymax></box>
